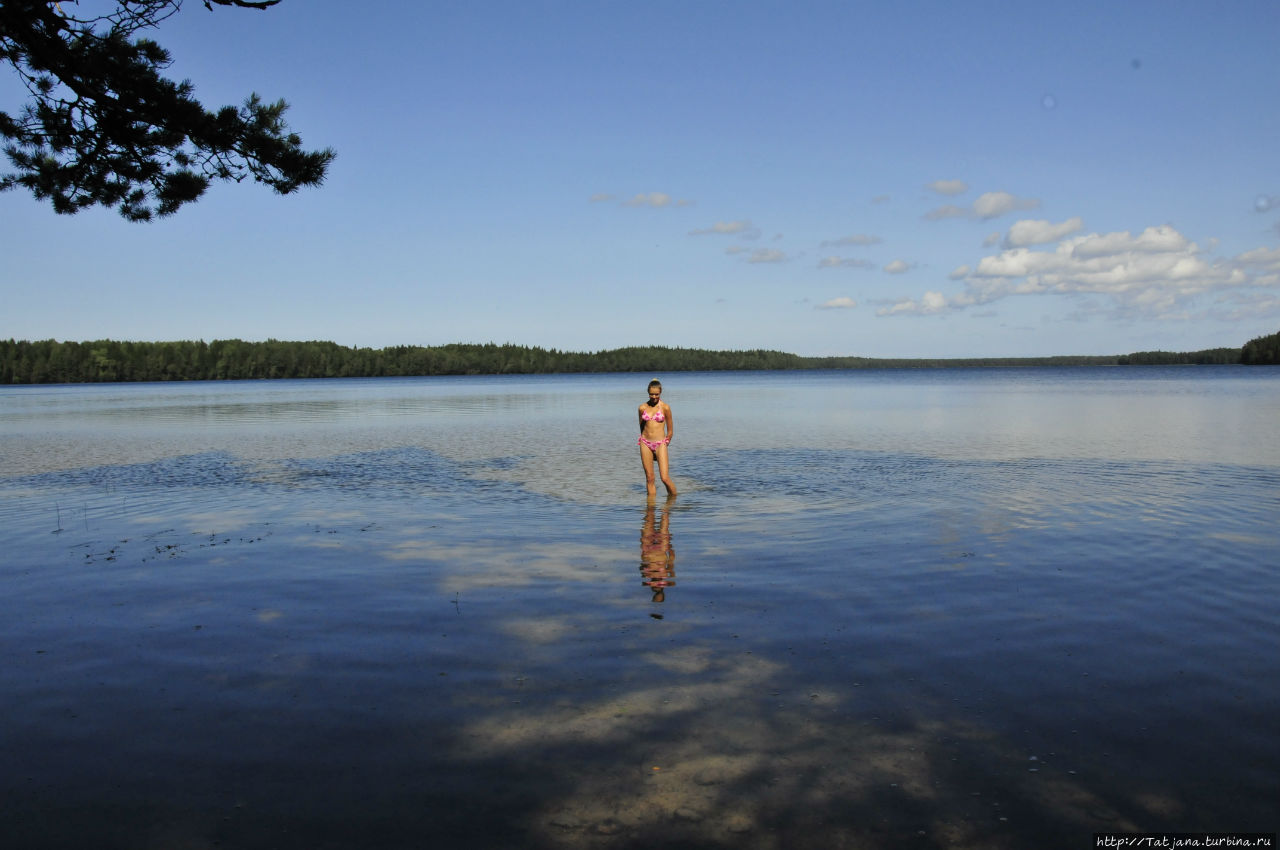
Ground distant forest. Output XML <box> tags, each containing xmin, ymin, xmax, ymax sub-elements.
<box><xmin>0</xmin><ymin>334</ymin><xmax>1273</xmax><ymax>385</ymax></box>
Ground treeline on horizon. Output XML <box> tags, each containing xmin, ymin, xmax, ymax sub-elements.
<box><xmin>0</xmin><ymin>333</ymin><xmax>1274</xmax><ymax>385</ymax></box>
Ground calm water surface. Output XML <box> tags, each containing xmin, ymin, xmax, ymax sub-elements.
<box><xmin>1</xmin><ymin>368</ymin><xmax>1277</xmax><ymax>849</ymax></box>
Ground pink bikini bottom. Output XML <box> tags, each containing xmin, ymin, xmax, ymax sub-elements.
<box><xmin>638</xmin><ymin>436</ymin><xmax>670</xmax><ymax>452</ymax></box>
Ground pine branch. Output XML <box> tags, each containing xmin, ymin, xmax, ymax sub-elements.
<box><xmin>0</xmin><ymin>0</ymin><xmax>331</xmax><ymax>220</ymax></box>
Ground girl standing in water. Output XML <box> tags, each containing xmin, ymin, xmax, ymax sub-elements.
<box><xmin>638</xmin><ymin>379</ymin><xmax>676</xmax><ymax>498</ymax></box>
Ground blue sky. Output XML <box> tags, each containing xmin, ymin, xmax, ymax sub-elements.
<box><xmin>3</xmin><ymin>0</ymin><xmax>1279</xmax><ymax>357</ymax></box>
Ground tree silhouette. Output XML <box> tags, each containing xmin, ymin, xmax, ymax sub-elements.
<box><xmin>1241</xmin><ymin>329</ymin><xmax>1280</xmax><ymax>365</ymax></box>
<box><xmin>0</xmin><ymin>0</ymin><xmax>333</xmax><ymax>220</ymax></box>
<box><xmin>0</xmin><ymin>338</ymin><xmax>1252</xmax><ymax>385</ymax></box>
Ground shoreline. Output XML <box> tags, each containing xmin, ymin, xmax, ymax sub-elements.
<box><xmin>1</xmin><ymin>338</ymin><xmax>1261</xmax><ymax>385</ymax></box>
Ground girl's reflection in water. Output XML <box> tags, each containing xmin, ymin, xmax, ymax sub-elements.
<box><xmin>640</xmin><ymin>500</ymin><xmax>676</xmax><ymax>616</ymax></box>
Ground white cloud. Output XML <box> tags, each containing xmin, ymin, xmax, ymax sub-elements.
<box><xmin>927</xmin><ymin>179</ymin><xmax>968</xmax><ymax>196</ymax></box>
<box><xmin>982</xmin><ymin>232</ymin><xmax>1002</xmax><ymax>248</ymax></box>
<box><xmin>623</xmin><ymin>192</ymin><xmax>672</xmax><ymax>208</ymax></box>
<box><xmin>1235</xmin><ymin>246</ymin><xmax>1280</xmax><ymax>270</ymax></box>
<box><xmin>817</xmin><ymin>297</ymin><xmax>858</xmax><ymax>310</ymax></box>
<box><xmin>818</xmin><ymin>256</ymin><xmax>875</xmax><ymax>270</ymax></box>
<box><xmin>1233</xmin><ymin>246</ymin><xmax>1280</xmax><ymax>289</ymax></box>
<box><xmin>595</xmin><ymin>191</ymin><xmax>692</xmax><ymax>207</ymax></box>
<box><xmin>689</xmin><ymin>219</ymin><xmax>759</xmax><ymax>237</ymax></box>
<box><xmin>881</xmin><ymin>224</ymin><xmax>1279</xmax><ymax>319</ymax></box>
<box><xmin>922</xmin><ymin>291</ymin><xmax>948</xmax><ymax>311</ymax></box>
<box><xmin>883</xmin><ymin>259</ymin><xmax>913</xmax><ymax>274</ymax></box>
<box><xmin>923</xmin><ymin>204</ymin><xmax>968</xmax><ymax>221</ymax></box>
<box><xmin>925</xmin><ymin>191</ymin><xmax>1041</xmax><ymax>222</ymax></box>
<box><xmin>746</xmin><ymin>249</ymin><xmax>787</xmax><ymax>264</ymax></box>
<box><xmin>1004</xmin><ymin>217</ymin><xmax>1085</xmax><ymax>248</ymax></box>
<box><xmin>819</xmin><ymin>233</ymin><xmax>882</xmax><ymax>248</ymax></box>
<box><xmin>948</xmin><ymin>265</ymin><xmax>971</xmax><ymax>280</ymax></box>
<box><xmin>879</xmin><ymin>291</ymin><xmax>947</xmax><ymax>316</ymax></box>
<box><xmin>973</xmin><ymin>191</ymin><xmax>1040</xmax><ymax>219</ymax></box>
<box><xmin>1065</xmin><ymin>225</ymin><xmax>1191</xmax><ymax>258</ymax></box>
<box><xmin>1213</xmin><ymin>291</ymin><xmax>1280</xmax><ymax>321</ymax></box>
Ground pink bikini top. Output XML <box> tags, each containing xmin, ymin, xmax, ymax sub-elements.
<box><xmin>641</xmin><ymin>404</ymin><xmax>665</xmax><ymax>422</ymax></box>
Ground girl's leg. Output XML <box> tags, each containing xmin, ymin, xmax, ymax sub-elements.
<box><xmin>640</xmin><ymin>443</ymin><xmax>657</xmax><ymax>497</ymax></box>
<box><xmin>656</xmin><ymin>445</ymin><xmax>677</xmax><ymax>496</ymax></box>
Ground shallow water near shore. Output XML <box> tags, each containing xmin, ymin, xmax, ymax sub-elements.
<box><xmin>1</xmin><ymin>368</ymin><xmax>1278</xmax><ymax>849</ymax></box>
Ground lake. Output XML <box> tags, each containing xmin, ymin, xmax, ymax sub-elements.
<box><xmin>1</xmin><ymin>368</ymin><xmax>1277</xmax><ymax>849</ymax></box>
